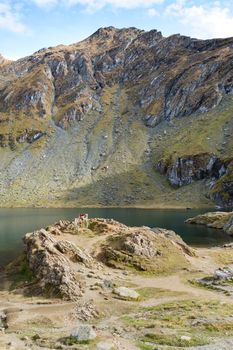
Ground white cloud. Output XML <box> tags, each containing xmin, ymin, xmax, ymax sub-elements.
<box><xmin>166</xmin><ymin>0</ymin><xmax>233</xmax><ymax>39</ymax></box>
<box><xmin>32</xmin><ymin>0</ymin><xmax>57</xmax><ymax>5</ymax></box>
<box><xmin>31</xmin><ymin>0</ymin><xmax>164</xmax><ymax>10</ymax></box>
<box><xmin>0</xmin><ymin>2</ymin><xmax>26</xmax><ymax>33</ymax></box>
<box><xmin>147</xmin><ymin>8</ymin><xmax>158</xmax><ymax>16</ymax></box>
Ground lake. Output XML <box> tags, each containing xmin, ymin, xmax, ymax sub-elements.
<box><xmin>0</xmin><ymin>208</ymin><xmax>232</xmax><ymax>267</ymax></box>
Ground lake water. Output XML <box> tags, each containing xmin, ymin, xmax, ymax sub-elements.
<box><xmin>0</xmin><ymin>208</ymin><xmax>232</xmax><ymax>267</ymax></box>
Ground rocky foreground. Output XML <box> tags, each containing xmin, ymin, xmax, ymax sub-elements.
<box><xmin>1</xmin><ymin>217</ymin><xmax>233</xmax><ymax>349</ymax></box>
<box><xmin>21</xmin><ymin>217</ymin><xmax>194</xmax><ymax>301</ymax></box>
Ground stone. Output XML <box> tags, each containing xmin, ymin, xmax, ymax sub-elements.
<box><xmin>32</xmin><ymin>334</ymin><xmax>40</xmax><ymax>341</ymax></box>
<box><xmin>113</xmin><ymin>287</ymin><xmax>139</xmax><ymax>300</ymax></box>
<box><xmin>195</xmin><ymin>265</ymin><xmax>233</xmax><ymax>296</ymax></box>
<box><xmin>180</xmin><ymin>335</ymin><xmax>191</xmax><ymax>342</ymax></box>
<box><xmin>214</xmin><ymin>266</ymin><xmax>233</xmax><ymax>281</ymax></box>
<box><xmin>71</xmin><ymin>325</ymin><xmax>97</xmax><ymax>342</ymax></box>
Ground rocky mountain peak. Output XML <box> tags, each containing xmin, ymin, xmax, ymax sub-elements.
<box><xmin>89</xmin><ymin>26</ymin><xmax>142</xmax><ymax>39</ymax></box>
<box><xmin>0</xmin><ymin>27</ymin><xmax>232</xmax><ymax>209</ymax></box>
<box><xmin>90</xmin><ymin>26</ymin><xmax>119</xmax><ymax>38</ymax></box>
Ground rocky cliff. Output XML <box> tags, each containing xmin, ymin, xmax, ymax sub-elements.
<box><xmin>0</xmin><ymin>26</ymin><xmax>233</xmax><ymax>208</ymax></box>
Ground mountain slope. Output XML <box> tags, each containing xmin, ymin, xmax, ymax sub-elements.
<box><xmin>0</xmin><ymin>27</ymin><xmax>232</xmax><ymax>208</ymax></box>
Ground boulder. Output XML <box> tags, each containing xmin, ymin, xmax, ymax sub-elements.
<box><xmin>214</xmin><ymin>266</ymin><xmax>233</xmax><ymax>281</ymax></box>
<box><xmin>71</xmin><ymin>325</ymin><xmax>97</xmax><ymax>342</ymax></box>
<box><xmin>113</xmin><ymin>287</ymin><xmax>139</xmax><ymax>300</ymax></box>
<box><xmin>196</xmin><ymin>265</ymin><xmax>233</xmax><ymax>296</ymax></box>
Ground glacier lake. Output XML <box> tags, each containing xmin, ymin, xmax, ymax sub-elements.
<box><xmin>0</xmin><ymin>208</ymin><xmax>232</xmax><ymax>267</ymax></box>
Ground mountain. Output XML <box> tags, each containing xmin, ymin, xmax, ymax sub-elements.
<box><xmin>0</xmin><ymin>26</ymin><xmax>232</xmax><ymax>208</ymax></box>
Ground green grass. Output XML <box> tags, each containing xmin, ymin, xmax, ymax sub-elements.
<box><xmin>123</xmin><ymin>299</ymin><xmax>233</xmax><ymax>348</ymax></box>
<box><xmin>140</xmin><ymin>333</ymin><xmax>207</xmax><ymax>347</ymax></box>
<box><xmin>60</xmin><ymin>336</ymin><xmax>99</xmax><ymax>349</ymax></box>
<box><xmin>137</xmin><ymin>287</ymin><xmax>188</xmax><ymax>300</ymax></box>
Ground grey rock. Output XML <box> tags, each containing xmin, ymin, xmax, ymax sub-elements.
<box><xmin>113</xmin><ymin>287</ymin><xmax>139</xmax><ymax>300</ymax></box>
<box><xmin>214</xmin><ymin>266</ymin><xmax>233</xmax><ymax>281</ymax></box>
<box><xmin>71</xmin><ymin>325</ymin><xmax>97</xmax><ymax>341</ymax></box>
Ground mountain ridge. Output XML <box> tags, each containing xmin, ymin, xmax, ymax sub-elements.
<box><xmin>0</xmin><ymin>26</ymin><xmax>232</xmax><ymax>208</ymax></box>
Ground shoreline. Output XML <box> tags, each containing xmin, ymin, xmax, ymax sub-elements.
<box><xmin>0</xmin><ymin>204</ymin><xmax>218</xmax><ymax>210</ymax></box>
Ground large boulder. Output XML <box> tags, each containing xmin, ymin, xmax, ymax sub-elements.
<box><xmin>71</xmin><ymin>325</ymin><xmax>97</xmax><ymax>342</ymax></box>
<box><xmin>113</xmin><ymin>287</ymin><xmax>139</xmax><ymax>300</ymax></box>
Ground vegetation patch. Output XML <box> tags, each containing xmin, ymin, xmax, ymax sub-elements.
<box><xmin>137</xmin><ymin>287</ymin><xmax>188</xmax><ymax>300</ymax></box>
<box><xmin>123</xmin><ymin>299</ymin><xmax>233</xmax><ymax>348</ymax></box>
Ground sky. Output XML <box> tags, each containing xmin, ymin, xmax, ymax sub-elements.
<box><xmin>1</xmin><ymin>0</ymin><xmax>233</xmax><ymax>60</ymax></box>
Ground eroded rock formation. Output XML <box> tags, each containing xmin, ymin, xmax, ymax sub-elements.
<box><xmin>23</xmin><ymin>228</ymin><xmax>91</xmax><ymax>300</ymax></box>
<box><xmin>18</xmin><ymin>217</ymin><xmax>195</xmax><ymax>299</ymax></box>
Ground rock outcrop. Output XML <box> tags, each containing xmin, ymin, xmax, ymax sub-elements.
<box><xmin>211</xmin><ymin>162</ymin><xmax>233</xmax><ymax>209</ymax></box>
<box><xmin>23</xmin><ymin>228</ymin><xmax>92</xmax><ymax>300</ymax></box>
<box><xmin>196</xmin><ymin>266</ymin><xmax>233</xmax><ymax>296</ymax></box>
<box><xmin>17</xmin><ymin>217</ymin><xmax>196</xmax><ymax>300</ymax></box>
<box><xmin>98</xmin><ymin>221</ymin><xmax>194</xmax><ymax>273</ymax></box>
<box><xmin>186</xmin><ymin>211</ymin><xmax>233</xmax><ymax>235</ymax></box>
<box><xmin>157</xmin><ymin>153</ymin><xmax>221</xmax><ymax>187</ymax></box>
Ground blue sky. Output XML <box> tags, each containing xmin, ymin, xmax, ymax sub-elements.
<box><xmin>1</xmin><ymin>0</ymin><xmax>233</xmax><ymax>60</ymax></box>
